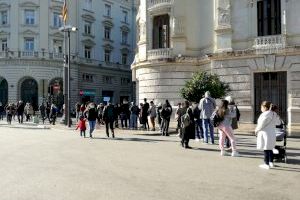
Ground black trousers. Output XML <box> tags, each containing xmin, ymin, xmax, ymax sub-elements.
<box><xmin>264</xmin><ymin>150</ymin><xmax>274</xmax><ymax>165</ymax></box>
<box><xmin>106</xmin><ymin>120</ymin><xmax>114</xmax><ymax>136</ymax></box>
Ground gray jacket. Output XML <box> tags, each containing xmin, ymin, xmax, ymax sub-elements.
<box><xmin>199</xmin><ymin>97</ymin><xmax>216</xmax><ymax>119</ymax></box>
<box><xmin>220</xmin><ymin>105</ymin><xmax>237</xmax><ymax>127</ymax></box>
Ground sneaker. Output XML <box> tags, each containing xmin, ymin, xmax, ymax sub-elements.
<box><xmin>231</xmin><ymin>151</ymin><xmax>240</xmax><ymax>157</ymax></box>
<box><xmin>269</xmin><ymin>162</ymin><xmax>275</xmax><ymax>168</ymax></box>
<box><xmin>195</xmin><ymin>138</ymin><xmax>200</xmax><ymax>142</ymax></box>
<box><xmin>220</xmin><ymin>151</ymin><xmax>229</xmax><ymax>156</ymax></box>
<box><xmin>259</xmin><ymin>164</ymin><xmax>270</xmax><ymax>170</ymax></box>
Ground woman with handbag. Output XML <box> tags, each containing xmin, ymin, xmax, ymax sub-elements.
<box><xmin>255</xmin><ymin>101</ymin><xmax>278</xmax><ymax>170</ymax></box>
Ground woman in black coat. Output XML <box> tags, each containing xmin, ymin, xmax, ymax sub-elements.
<box><xmin>181</xmin><ymin>107</ymin><xmax>195</xmax><ymax>149</ymax></box>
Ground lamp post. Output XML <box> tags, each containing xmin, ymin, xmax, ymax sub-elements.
<box><xmin>59</xmin><ymin>25</ymin><xmax>78</xmax><ymax>127</ymax></box>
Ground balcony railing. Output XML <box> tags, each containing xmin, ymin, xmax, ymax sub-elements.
<box><xmin>0</xmin><ymin>50</ymin><xmax>130</xmax><ymax>70</ymax></box>
<box><xmin>253</xmin><ymin>35</ymin><xmax>286</xmax><ymax>54</ymax></box>
<box><xmin>148</xmin><ymin>0</ymin><xmax>174</xmax><ymax>11</ymax></box>
<box><xmin>147</xmin><ymin>48</ymin><xmax>173</xmax><ymax>60</ymax></box>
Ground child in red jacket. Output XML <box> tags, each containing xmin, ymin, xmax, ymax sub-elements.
<box><xmin>76</xmin><ymin>116</ymin><xmax>86</xmax><ymax>137</ymax></box>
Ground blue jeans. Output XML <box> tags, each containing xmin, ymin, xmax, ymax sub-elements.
<box><xmin>130</xmin><ymin>114</ymin><xmax>137</xmax><ymax>128</ymax></box>
<box><xmin>195</xmin><ymin>119</ymin><xmax>203</xmax><ymax>139</ymax></box>
<box><xmin>89</xmin><ymin>120</ymin><xmax>96</xmax><ymax>137</ymax></box>
<box><xmin>202</xmin><ymin>119</ymin><xmax>214</xmax><ymax>143</ymax></box>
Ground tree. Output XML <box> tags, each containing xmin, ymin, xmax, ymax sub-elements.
<box><xmin>180</xmin><ymin>71</ymin><xmax>230</xmax><ymax>102</ymax></box>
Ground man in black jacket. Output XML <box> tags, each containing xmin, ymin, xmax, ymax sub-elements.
<box><xmin>16</xmin><ymin>101</ymin><xmax>25</xmax><ymax>124</ymax></box>
<box><xmin>160</xmin><ymin>100</ymin><xmax>172</xmax><ymax>136</ymax></box>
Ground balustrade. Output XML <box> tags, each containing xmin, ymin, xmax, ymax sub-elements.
<box><xmin>147</xmin><ymin>48</ymin><xmax>173</xmax><ymax>60</ymax></box>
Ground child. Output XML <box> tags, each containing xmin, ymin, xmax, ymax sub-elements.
<box><xmin>76</xmin><ymin>116</ymin><xmax>87</xmax><ymax>138</ymax></box>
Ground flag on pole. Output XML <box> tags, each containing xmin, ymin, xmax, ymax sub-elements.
<box><xmin>62</xmin><ymin>0</ymin><xmax>68</xmax><ymax>23</ymax></box>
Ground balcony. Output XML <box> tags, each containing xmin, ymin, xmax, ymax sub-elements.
<box><xmin>253</xmin><ymin>35</ymin><xmax>286</xmax><ymax>54</ymax></box>
<box><xmin>148</xmin><ymin>0</ymin><xmax>174</xmax><ymax>12</ymax></box>
<box><xmin>147</xmin><ymin>48</ymin><xmax>173</xmax><ymax>60</ymax></box>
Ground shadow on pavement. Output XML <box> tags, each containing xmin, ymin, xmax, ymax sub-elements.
<box><xmin>92</xmin><ymin>136</ymin><xmax>178</xmax><ymax>143</ymax></box>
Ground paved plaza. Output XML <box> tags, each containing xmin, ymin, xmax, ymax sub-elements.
<box><xmin>0</xmin><ymin>122</ymin><xmax>299</xmax><ymax>200</ymax></box>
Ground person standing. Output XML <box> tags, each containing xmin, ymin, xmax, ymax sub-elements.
<box><xmin>97</xmin><ymin>103</ymin><xmax>105</xmax><ymax>125</ymax></box>
<box><xmin>148</xmin><ymin>101</ymin><xmax>157</xmax><ymax>131</ymax></box>
<box><xmin>255</xmin><ymin>101</ymin><xmax>278</xmax><ymax>170</ymax></box>
<box><xmin>129</xmin><ymin>102</ymin><xmax>139</xmax><ymax>129</ymax></box>
<box><xmin>120</xmin><ymin>101</ymin><xmax>129</xmax><ymax>129</ymax></box>
<box><xmin>75</xmin><ymin>102</ymin><xmax>81</xmax><ymax>122</ymax></box>
<box><xmin>217</xmin><ymin>100</ymin><xmax>240</xmax><ymax>157</ymax></box>
<box><xmin>142</xmin><ymin>98</ymin><xmax>150</xmax><ymax>130</ymax></box>
<box><xmin>192</xmin><ymin>102</ymin><xmax>202</xmax><ymax>141</ymax></box>
<box><xmin>39</xmin><ymin>103</ymin><xmax>46</xmax><ymax>124</ymax></box>
<box><xmin>16</xmin><ymin>101</ymin><xmax>25</xmax><ymax>124</ymax></box>
<box><xmin>199</xmin><ymin>91</ymin><xmax>216</xmax><ymax>144</ymax></box>
<box><xmin>46</xmin><ymin>102</ymin><xmax>51</xmax><ymax>123</ymax></box>
<box><xmin>156</xmin><ymin>103</ymin><xmax>163</xmax><ymax>130</ymax></box>
<box><xmin>180</xmin><ymin>106</ymin><xmax>195</xmax><ymax>149</ymax></box>
<box><xmin>175</xmin><ymin>103</ymin><xmax>182</xmax><ymax>134</ymax></box>
<box><xmin>84</xmin><ymin>103</ymin><xmax>98</xmax><ymax>138</ymax></box>
<box><xmin>103</xmin><ymin>102</ymin><xmax>115</xmax><ymax>138</ymax></box>
<box><xmin>50</xmin><ymin>104</ymin><xmax>58</xmax><ymax>125</ymax></box>
<box><xmin>6</xmin><ymin>103</ymin><xmax>14</xmax><ymax>124</ymax></box>
<box><xmin>160</xmin><ymin>100</ymin><xmax>172</xmax><ymax>136</ymax></box>
<box><xmin>0</xmin><ymin>102</ymin><xmax>4</xmax><ymax>120</ymax></box>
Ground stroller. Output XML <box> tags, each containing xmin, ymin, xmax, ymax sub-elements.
<box><xmin>273</xmin><ymin>121</ymin><xmax>288</xmax><ymax>163</ymax></box>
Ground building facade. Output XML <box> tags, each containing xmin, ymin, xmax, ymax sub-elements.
<box><xmin>132</xmin><ymin>0</ymin><xmax>300</xmax><ymax>133</ymax></box>
<box><xmin>0</xmin><ymin>0</ymin><xmax>136</xmax><ymax>110</ymax></box>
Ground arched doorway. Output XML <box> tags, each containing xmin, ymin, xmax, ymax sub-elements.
<box><xmin>48</xmin><ymin>78</ymin><xmax>64</xmax><ymax>110</ymax></box>
<box><xmin>21</xmin><ymin>78</ymin><xmax>38</xmax><ymax>110</ymax></box>
<box><xmin>0</xmin><ymin>77</ymin><xmax>8</xmax><ymax>106</ymax></box>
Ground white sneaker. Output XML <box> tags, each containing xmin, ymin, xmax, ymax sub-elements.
<box><xmin>259</xmin><ymin>164</ymin><xmax>270</xmax><ymax>170</ymax></box>
<box><xmin>231</xmin><ymin>151</ymin><xmax>240</xmax><ymax>157</ymax></box>
<box><xmin>195</xmin><ymin>138</ymin><xmax>200</xmax><ymax>142</ymax></box>
<box><xmin>220</xmin><ymin>151</ymin><xmax>229</xmax><ymax>156</ymax></box>
<box><xmin>269</xmin><ymin>162</ymin><xmax>275</xmax><ymax>168</ymax></box>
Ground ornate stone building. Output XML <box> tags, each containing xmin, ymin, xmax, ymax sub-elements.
<box><xmin>132</xmin><ymin>0</ymin><xmax>300</xmax><ymax>133</ymax></box>
<box><xmin>0</xmin><ymin>0</ymin><xmax>136</xmax><ymax>110</ymax></box>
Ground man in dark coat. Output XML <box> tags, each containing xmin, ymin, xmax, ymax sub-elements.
<box><xmin>179</xmin><ymin>101</ymin><xmax>195</xmax><ymax>148</ymax></box>
<box><xmin>142</xmin><ymin>98</ymin><xmax>149</xmax><ymax>130</ymax></box>
<box><xmin>16</xmin><ymin>101</ymin><xmax>25</xmax><ymax>124</ymax></box>
<box><xmin>160</xmin><ymin>100</ymin><xmax>172</xmax><ymax>136</ymax></box>
<box><xmin>103</xmin><ymin>102</ymin><xmax>116</xmax><ymax>138</ymax></box>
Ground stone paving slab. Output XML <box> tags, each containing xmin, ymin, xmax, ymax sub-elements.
<box><xmin>0</xmin><ymin>126</ymin><xmax>299</xmax><ymax>200</ymax></box>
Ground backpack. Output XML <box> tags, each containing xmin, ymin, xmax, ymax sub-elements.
<box><xmin>211</xmin><ymin>110</ymin><xmax>223</xmax><ymax>128</ymax></box>
<box><xmin>182</xmin><ymin>113</ymin><xmax>191</xmax><ymax>128</ymax></box>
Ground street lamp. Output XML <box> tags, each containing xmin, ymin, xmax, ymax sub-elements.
<box><xmin>59</xmin><ymin>25</ymin><xmax>78</xmax><ymax>127</ymax></box>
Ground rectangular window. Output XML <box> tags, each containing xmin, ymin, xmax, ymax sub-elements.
<box><xmin>104</xmin><ymin>50</ymin><xmax>111</xmax><ymax>62</ymax></box>
<box><xmin>85</xmin><ymin>0</ymin><xmax>92</xmax><ymax>10</ymax></box>
<box><xmin>25</xmin><ymin>10</ymin><xmax>35</xmax><ymax>25</ymax></box>
<box><xmin>103</xmin><ymin>76</ymin><xmax>112</xmax><ymax>84</ymax></box>
<box><xmin>1</xmin><ymin>39</ymin><xmax>7</xmax><ymax>51</ymax></box>
<box><xmin>1</xmin><ymin>11</ymin><xmax>8</xmax><ymax>25</ymax></box>
<box><xmin>257</xmin><ymin>0</ymin><xmax>281</xmax><ymax>36</ymax></box>
<box><xmin>153</xmin><ymin>15</ymin><xmax>170</xmax><ymax>49</ymax></box>
<box><xmin>121</xmin><ymin>53</ymin><xmax>127</xmax><ymax>65</ymax></box>
<box><xmin>84</xmin><ymin>46</ymin><xmax>91</xmax><ymax>59</ymax></box>
<box><xmin>82</xmin><ymin>73</ymin><xmax>94</xmax><ymax>82</ymax></box>
<box><xmin>53</xmin><ymin>40</ymin><xmax>63</xmax><ymax>53</ymax></box>
<box><xmin>121</xmin><ymin>31</ymin><xmax>128</xmax><ymax>44</ymax></box>
<box><xmin>122</xmin><ymin>10</ymin><xmax>128</xmax><ymax>23</ymax></box>
<box><xmin>84</xmin><ymin>22</ymin><xmax>92</xmax><ymax>35</ymax></box>
<box><xmin>105</xmin><ymin>4</ymin><xmax>111</xmax><ymax>17</ymax></box>
<box><xmin>53</xmin><ymin>12</ymin><xmax>62</xmax><ymax>28</ymax></box>
<box><xmin>24</xmin><ymin>38</ymin><xmax>34</xmax><ymax>51</ymax></box>
<box><xmin>104</xmin><ymin>26</ymin><xmax>111</xmax><ymax>39</ymax></box>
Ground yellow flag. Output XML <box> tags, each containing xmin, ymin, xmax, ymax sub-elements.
<box><xmin>62</xmin><ymin>1</ymin><xmax>68</xmax><ymax>23</ymax></box>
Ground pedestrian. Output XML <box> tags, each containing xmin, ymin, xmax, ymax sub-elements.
<box><xmin>148</xmin><ymin>101</ymin><xmax>157</xmax><ymax>131</ymax></box>
<box><xmin>16</xmin><ymin>101</ymin><xmax>25</xmax><ymax>124</ymax></box>
<box><xmin>255</xmin><ymin>101</ymin><xmax>278</xmax><ymax>170</ymax></box>
<box><xmin>84</xmin><ymin>102</ymin><xmax>98</xmax><ymax>138</ymax></box>
<box><xmin>216</xmin><ymin>99</ymin><xmax>240</xmax><ymax>157</ymax></box>
<box><xmin>224</xmin><ymin>96</ymin><xmax>240</xmax><ymax>148</ymax></box>
<box><xmin>175</xmin><ymin>103</ymin><xmax>182</xmax><ymax>134</ymax></box>
<box><xmin>46</xmin><ymin>102</ymin><xmax>51</xmax><ymax>123</ymax></box>
<box><xmin>80</xmin><ymin>103</ymin><xmax>86</xmax><ymax>117</ymax></box>
<box><xmin>97</xmin><ymin>103</ymin><xmax>105</xmax><ymax>125</ymax></box>
<box><xmin>142</xmin><ymin>98</ymin><xmax>150</xmax><ymax>130</ymax></box>
<box><xmin>75</xmin><ymin>102</ymin><xmax>81</xmax><ymax>122</ymax></box>
<box><xmin>76</xmin><ymin>115</ymin><xmax>87</xmax><ymax>138</ymax></box>
<box><xmin>139</xmin><ymin>103</ymin><xmax>144</xmax><ymax>129</ymax></box>
<box><xmin>180</xmin><ymin>106</ymin><xmax>195</xmax><ymax>149</ymax></box>
<box><xmin>39</xmin><ymin>102</ymin><xmax>46</xmax><ymax>124</ymax></box>
<box><xmin>50</xmin><ymin>103</ymin><xmax>58</xmax><ymax>125</ymax></box>
<box><xmin>120</xmin><ymin>101</ymin><xmax>130</xmax><ymax>129</ymax></box>
<box><xmin>6</xmin><ymin>103</ymin><xmax>14</xmax><ymax>124</ymax></box>
<box><xmin>129</xmin><ymin>102</ymin><xmax>139</xmax><ymax>129</ymax></box>
<box><xmin>103</xmin><ymin>102</ymin><xmax>115</xmax><ymax>138</ymax></box>
<box><xmin>156</xmin><ymin>102</ymin><xmax>162</xmax><ymax>130</ymax></box>
<box><xmin>114</xmin><ymin>103</ymin><xmax>120</xmax><ymax>128</ymax></box>
<box><xmin>0</xmin><ymin>102</ymin><xmax>5</xmax><ymax>120</ymax></box>
<box><xmin>160</xmin><ymin>100</ymin><xmax>172</xmax><ymax>136</ymax></box>
<box><xmin>199</xmin><ymin>91</ymin><xmax>216</xmax><ymax>144</ymax></box>
<box><xmin>192</xmin><ymin>102</ymin><xmax>202</xmax><ymax>141</ymax></box>
<box><xmin>24</xmin><ymin>103</ymin><xmax>33</xmax><ymax>122</ymax></box>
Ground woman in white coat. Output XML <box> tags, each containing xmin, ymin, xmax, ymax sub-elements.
<box><xmin>255</xmin><ymin>101</ymin><xmax>278</xmax><ymax>170</ymax></box>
